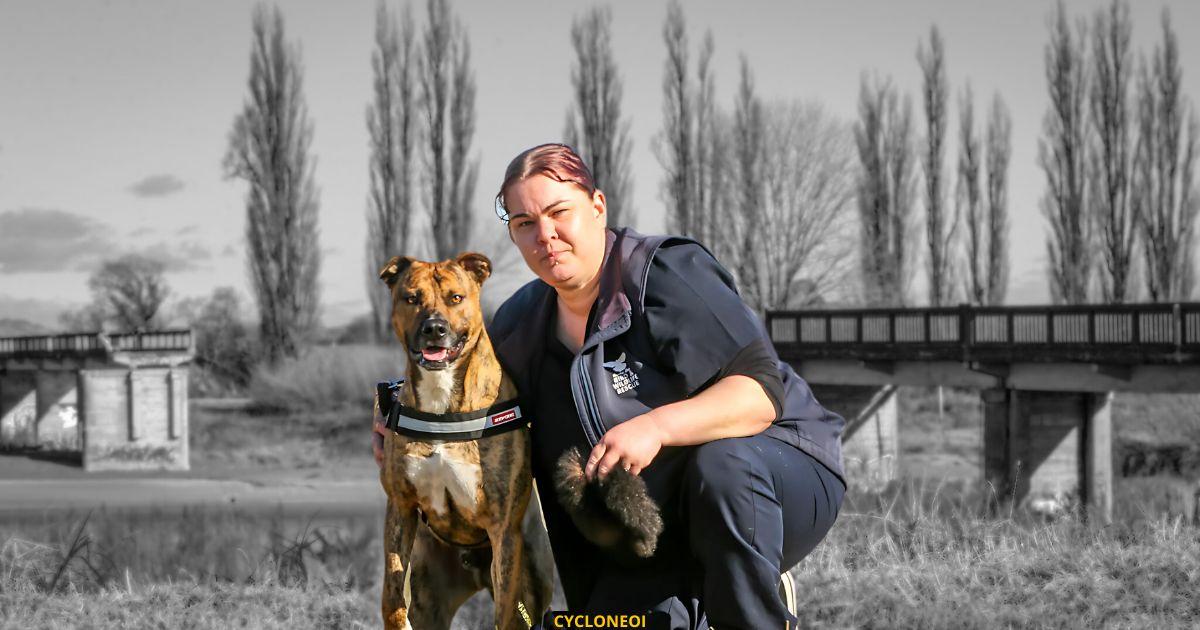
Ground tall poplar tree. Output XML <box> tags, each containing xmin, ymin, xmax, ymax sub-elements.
<box><xmin>224</xmin><ymin>5</ymin><xmax>321</xmax><ymax>363</ymax></box>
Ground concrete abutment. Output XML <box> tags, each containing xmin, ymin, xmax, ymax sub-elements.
<box><xmin>810</xmin><ymin>384</ymin><xmax>898</xmax><ymax>491</ymax></box>
<box><xmin>1</xmin><ymin>338</ymin><xmax>192</xmax><ymax>471</ymax></box>
<box><xmin>982</xmin><ymin>388</ymin><xmax>1113</xmax><ymax>522</ymax></box>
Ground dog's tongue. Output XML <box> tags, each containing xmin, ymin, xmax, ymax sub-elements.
<box><xmin>422</xmin><ymin>347</ymin><xmax>448</xmax><ymax>362</ymax></box>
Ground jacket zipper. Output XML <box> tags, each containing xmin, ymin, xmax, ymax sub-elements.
<box><xmin>574</xmin><ymin>353</ymin><xmax>607</xmax><ymax>448</ymax></box>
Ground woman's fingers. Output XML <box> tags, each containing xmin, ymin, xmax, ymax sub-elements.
<box><xmin>372</xmin><ymin>431</ymin><xmax>384</xmax><ymax>468</ymax></box>
<box><xmin>584</xmin><ymin>443</ymin><xmax>607</xmax><ymax>480</ymax></box>
<box><xmin>596</xmin><ymin>448</ymin><xmax>625</xmax><ymax>480</ymax></box>
<box><xmin>371</xmin><ymin>417</ymin><xmax>388</xmax><ymax>469</ymax></box>
<box><xmin>371</xmin><ymin>393</ymin><xmax>387</xmax><ymax>469</ymax></box>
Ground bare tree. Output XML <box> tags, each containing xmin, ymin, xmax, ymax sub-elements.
<box><xmin>1134</xmin><ymin>9</ymin><xmax>1199</xmax><ymax>302</ymax></box>
<box><xmin>918</xmin><ymin>25</ymin><xmax>958</xmax><ymax>306</ymax></box>
<box><xmin>656</xmin><ymin>0</ymin><xmax>695</xmax><ymax>237</ymax></box>
<box><xmin>693</xmin><ymin>31</ymin><xmax>724</xmax><ymax>254</ymax></box>
<box><xmin>732</xmin><ymin>57</ymin><xmax>766</xmax><ymax>311</ymax></box>
<box><xmin>1091</xmin><ymin>0</ymin><xmax>1136</xmax><ymax>303</ymax></box>
<box><xmin>224</xmin><ymin>5</ymin><xmax>321</xmax><ymax>363</ymax></box>
<box><xmin>86</xmin><ymin>254</ymin><xmax>170</xmax><ymax>331</ymax></box>
<box><xmin>756</xmin><ymin>101</ymin><xmax>856</xmax><ymax>310</ymax></box>
<box><xmin>1040</xmin><ymin>1</ymin><xmax>1092</xmax><ymax>304</ymax></box>
<box><xmin>366</xmin><ymin>1</ymin><xmax>418</xmax><ymax>343</ymax></box>
<box><xmin>564</xmin><ymin>5</ymin><xmax>635</xmax><ymax>228</ymax></box>
<box><xmin>854</xmin><ymin>75</ymin><xmax>916</xmax><ymax>307</ymax></box>
<box><xmin>187</xmin><ymin>287</ymin><xmax>257</xmax><ymax>389</ymax></box>
<box><xmin>959</xmin><ymin>86</ymin><xmax>986</xmax><ymax>305</ymax></box>
<box><xmin>419</xmin><ymin>0</ymin><xmax>478</xmax><ymax>261</ymax></box>
<box><xmin>984</xmin><ymin>94</ymin><xmax>1013</xmax><ymax>305</ymax></box>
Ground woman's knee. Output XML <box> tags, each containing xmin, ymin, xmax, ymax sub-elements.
<box><xmin>684</xmin><ymin>438</ymin><xmax>768</xmax><ymax>509</ymax></box>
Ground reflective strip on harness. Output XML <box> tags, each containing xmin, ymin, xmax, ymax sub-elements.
<box><xmin>385</xmin><ymin>397</ymin><xmax>528</xmax><ymax>440</ymax></box>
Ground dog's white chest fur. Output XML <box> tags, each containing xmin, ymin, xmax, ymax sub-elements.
<box><xmin>411</xmin><ymin>367</ymin><xmax>458</xmax><ymax>415</ymax></box>
<box><xmin>404</xmin><ymin>444</ymin><xmax>481</xmax><ymax>516</ymax></box>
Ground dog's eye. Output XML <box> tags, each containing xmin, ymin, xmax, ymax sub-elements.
<box><xmin>450</xmin><ymin>294</ymin><xmax>464</xmax><ymax>304</ymax></box>
<box><xmin>404</xmin><ymin>294</ymin><xmax>418</xmax><ymax>305</ymax></box>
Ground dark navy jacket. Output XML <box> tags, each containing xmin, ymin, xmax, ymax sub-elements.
<box><xmin>487</xmin><ymin>226</ymin><xmax>845</xmax><ymax>484</ymax></box>
<box><xmin>488</xmin><ymin>227</ymin><xmax>845</xmax><ymax>613</ymax></box>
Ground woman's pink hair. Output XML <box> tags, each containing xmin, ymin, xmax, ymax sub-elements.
<box><xmin>494</xmin><ymin>143</ymin><xmax>596</xmax><ymax>223</ymax></box>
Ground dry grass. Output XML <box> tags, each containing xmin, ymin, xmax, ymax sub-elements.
<box><xmin>0</xmin><ymin>507</ymin><xmax>379</xmax><ymax>593</ymax></box>
<box><xmin>247</xmin><ymin>344</ymin><xmax>406</xmax><ymax>412</ymax></box>
<box><xmin>791</xmin><ymin>479</ymin><xmax>1200</xmax><ymax>629</ymax></box>
<box><xmin>0</xmin><ymin>506</ymin><xmax>496</xmax><ymax>629</ymax></box>
<box><xmin>0</xmin><ymin>582</ymin><xmax>373</xmax><ymax>629</ymax></box>
<box><xmin>3</xmin><ymin>481</ymin><xmax>1199</xmax><ymax>629</ymax></box>
<box><xmin>5</xmin><ymin>387</ymin><xmax>1196</xmax><ymax>627</ymax></box>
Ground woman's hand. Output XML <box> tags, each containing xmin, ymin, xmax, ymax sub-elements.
<box><xmin>584</xmin><ymin>375</ymin><xmax>776</xmax><ymax>481</ymax></box>
<box><xmin>584</xmin><ymin>414</ymin><xmax>668</xmax><ymax>480</ymax></box>
<box><xmin>371</xmin><ymin>397</ymin><xmax>388</xmax><ymax>469</ymax></box>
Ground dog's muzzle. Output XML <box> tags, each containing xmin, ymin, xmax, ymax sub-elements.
<box><xmin>410</xmin><ymin>316</ymin><xmax>466</xmax><ymax>370</ymax></box>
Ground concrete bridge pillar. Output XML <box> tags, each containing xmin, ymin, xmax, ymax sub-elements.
<box><xmin>80</xmin><ymin>367</ymin><xmax>188</xmax><ymax>471</ymax></box>
<box><xmin>0</xmin><ymin>371</ymin><xmax>38</xmax><ymax>449</ymax></box>
<box><xmin>982</xmin><ymin>389</ymin><xmax>1112</xmax><ymax>522</ymax></box>
<box><xmin>811</xmin><ymin>384</ymin><xmax>898</xmax><ymax>491</ymax></box>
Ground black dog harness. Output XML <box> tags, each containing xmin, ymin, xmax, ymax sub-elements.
<box><xmin>377</xmin><ymin>378</ymin><xmax>527</xmax><ymax>551</ymax></box>
<box><xmin>378</xmin><ymin>379</ymin><xmax>529</xmax><ymax>441</ymax></box>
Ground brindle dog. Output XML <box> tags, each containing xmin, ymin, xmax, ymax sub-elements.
<box><xmin>377</xmin><ymin>252</ymin><xmax>552</xmax><ymax>630</ymax></box>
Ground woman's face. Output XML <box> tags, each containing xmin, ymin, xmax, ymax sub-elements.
<box><xmin>504</xmin><ymin>174</ymin><xmax>607</xmax><ymax>293</ymax></box>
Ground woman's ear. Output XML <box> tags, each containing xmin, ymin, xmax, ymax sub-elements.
<box><xmin>592</xmin><ymin>190</ymin><xmax>607</xmax><ymax>223</ymax></box>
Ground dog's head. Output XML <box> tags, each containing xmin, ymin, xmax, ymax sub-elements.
<box><xmin>379</xmin><ymin>252</ymin><xmax>492</xmax><ymax>371</ymax></box>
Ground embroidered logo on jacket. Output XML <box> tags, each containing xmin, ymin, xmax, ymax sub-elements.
<box><xmin>602</xmin><ymin>352</ymin><xmax>640</xmax><ymax>395</ymax></box>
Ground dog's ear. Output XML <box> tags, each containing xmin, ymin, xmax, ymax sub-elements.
<box><xmin>456</xmin><ymin>252</ymin><xmax>492</xmax><ymax>285</ymax></box>
<box><xmin>379</xmin><ymin>256</ymin><xmax>415</xmax><ymax>289</ymax></box>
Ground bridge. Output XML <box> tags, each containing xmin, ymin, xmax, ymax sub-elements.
<box><xmin>766</xmin><ymin>302</ymin><xmax>1200</xmax><ymax>522</ymax></box>
<box><xmin>0</xmin><ymin>330</ymin><xmax>194</xmax><ymax>471</ymax></box>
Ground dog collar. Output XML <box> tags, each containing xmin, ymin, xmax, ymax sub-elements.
<box><xmin>385</xmin><ymin>395</ymin><xmax>528</xmax><ymax>441</ymax></box>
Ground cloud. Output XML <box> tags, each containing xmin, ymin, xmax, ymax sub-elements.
<box><xmin>0</xmin><ymin>208</ymin><xmax>115</xmax><ymax>272</ymax></box>
<box><xmin>0</xmin><ymin>294</ymin><xmax>81</xmax><ymax>329</ymax></box>
<box><xmin>133</xmin><ymin>241</ymin><xmax>214</xmax><ymax>272</ymax></box>
<box><xmin>128</xmin><ymin>174</ymin><xmax>185</xmax><ymax>198</ymax></box>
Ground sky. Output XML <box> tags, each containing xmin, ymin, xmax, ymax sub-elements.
<box><xmin>1</xmin><ymin>0</ymin><xmax>1197</xmax><ymax>329</ymax></box>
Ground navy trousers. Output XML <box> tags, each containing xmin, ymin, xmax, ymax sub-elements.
<box><xmin>577</xmin><ymin>434</ymin><xmax>845</xmax><ymax>630</ymax></box>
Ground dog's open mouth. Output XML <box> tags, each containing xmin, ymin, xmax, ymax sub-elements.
<box><xmin>410</xmin><ymin>337</ymin><xmax>466</xmax><ymax>369</ymax></box>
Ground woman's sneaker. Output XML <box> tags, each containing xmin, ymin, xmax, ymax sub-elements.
<box><xmin>779</xmin><ymin>571</ymin><xmax>797</xmax><ymax>619</ymax></box>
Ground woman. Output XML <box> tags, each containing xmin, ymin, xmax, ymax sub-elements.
<box><xmin>375</xmin><ymin>143</ymin><xmax>845</xmax><ymax>629</ymax></box>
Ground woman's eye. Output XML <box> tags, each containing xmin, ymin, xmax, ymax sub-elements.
<box><xmin>450</xmin><ymin>294</ymin><xmax>464</xmax><ymax>304</ymax></box>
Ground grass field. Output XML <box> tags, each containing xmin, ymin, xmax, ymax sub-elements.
<box><xmin>3</xmin><ymin>481</ymin><xmax>1198</xmax><ymax>629</ymax></box>
<box><xmin>2</xmin><ymin>384</ymin><xmax>1198</xmax><ymax>628</ymax></box>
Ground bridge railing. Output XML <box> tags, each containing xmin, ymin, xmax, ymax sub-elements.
<box><xmin>766</xmin><ymin>303</ymin><xmax>1200</xmax><ymax>364</ymax></box>
<box><xmin>0</xmin><ymin>330</ymin><xmax>193</xmax><ymax>358</ymax></box>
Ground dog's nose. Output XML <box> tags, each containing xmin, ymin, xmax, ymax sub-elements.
<box><xmin>420</xmin><ymin>318</ymin><xmax>449</xmax><ymax>339</ymax></box>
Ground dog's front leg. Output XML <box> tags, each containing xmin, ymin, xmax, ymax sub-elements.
<box><xmin>489</xmin><ymin>518</ymin><xmax>540</xmax><ymax>630</ymax></box>
<box><xmin>382</xmin><ymin>499</ymin><xmax>419</xmax><ymax>630</ymax></box>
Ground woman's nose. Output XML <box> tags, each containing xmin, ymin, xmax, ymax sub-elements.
<box><xmin>535</xmin><ymin>219</ymin><xmax>557</xmax><ymax>243</ymax></box>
